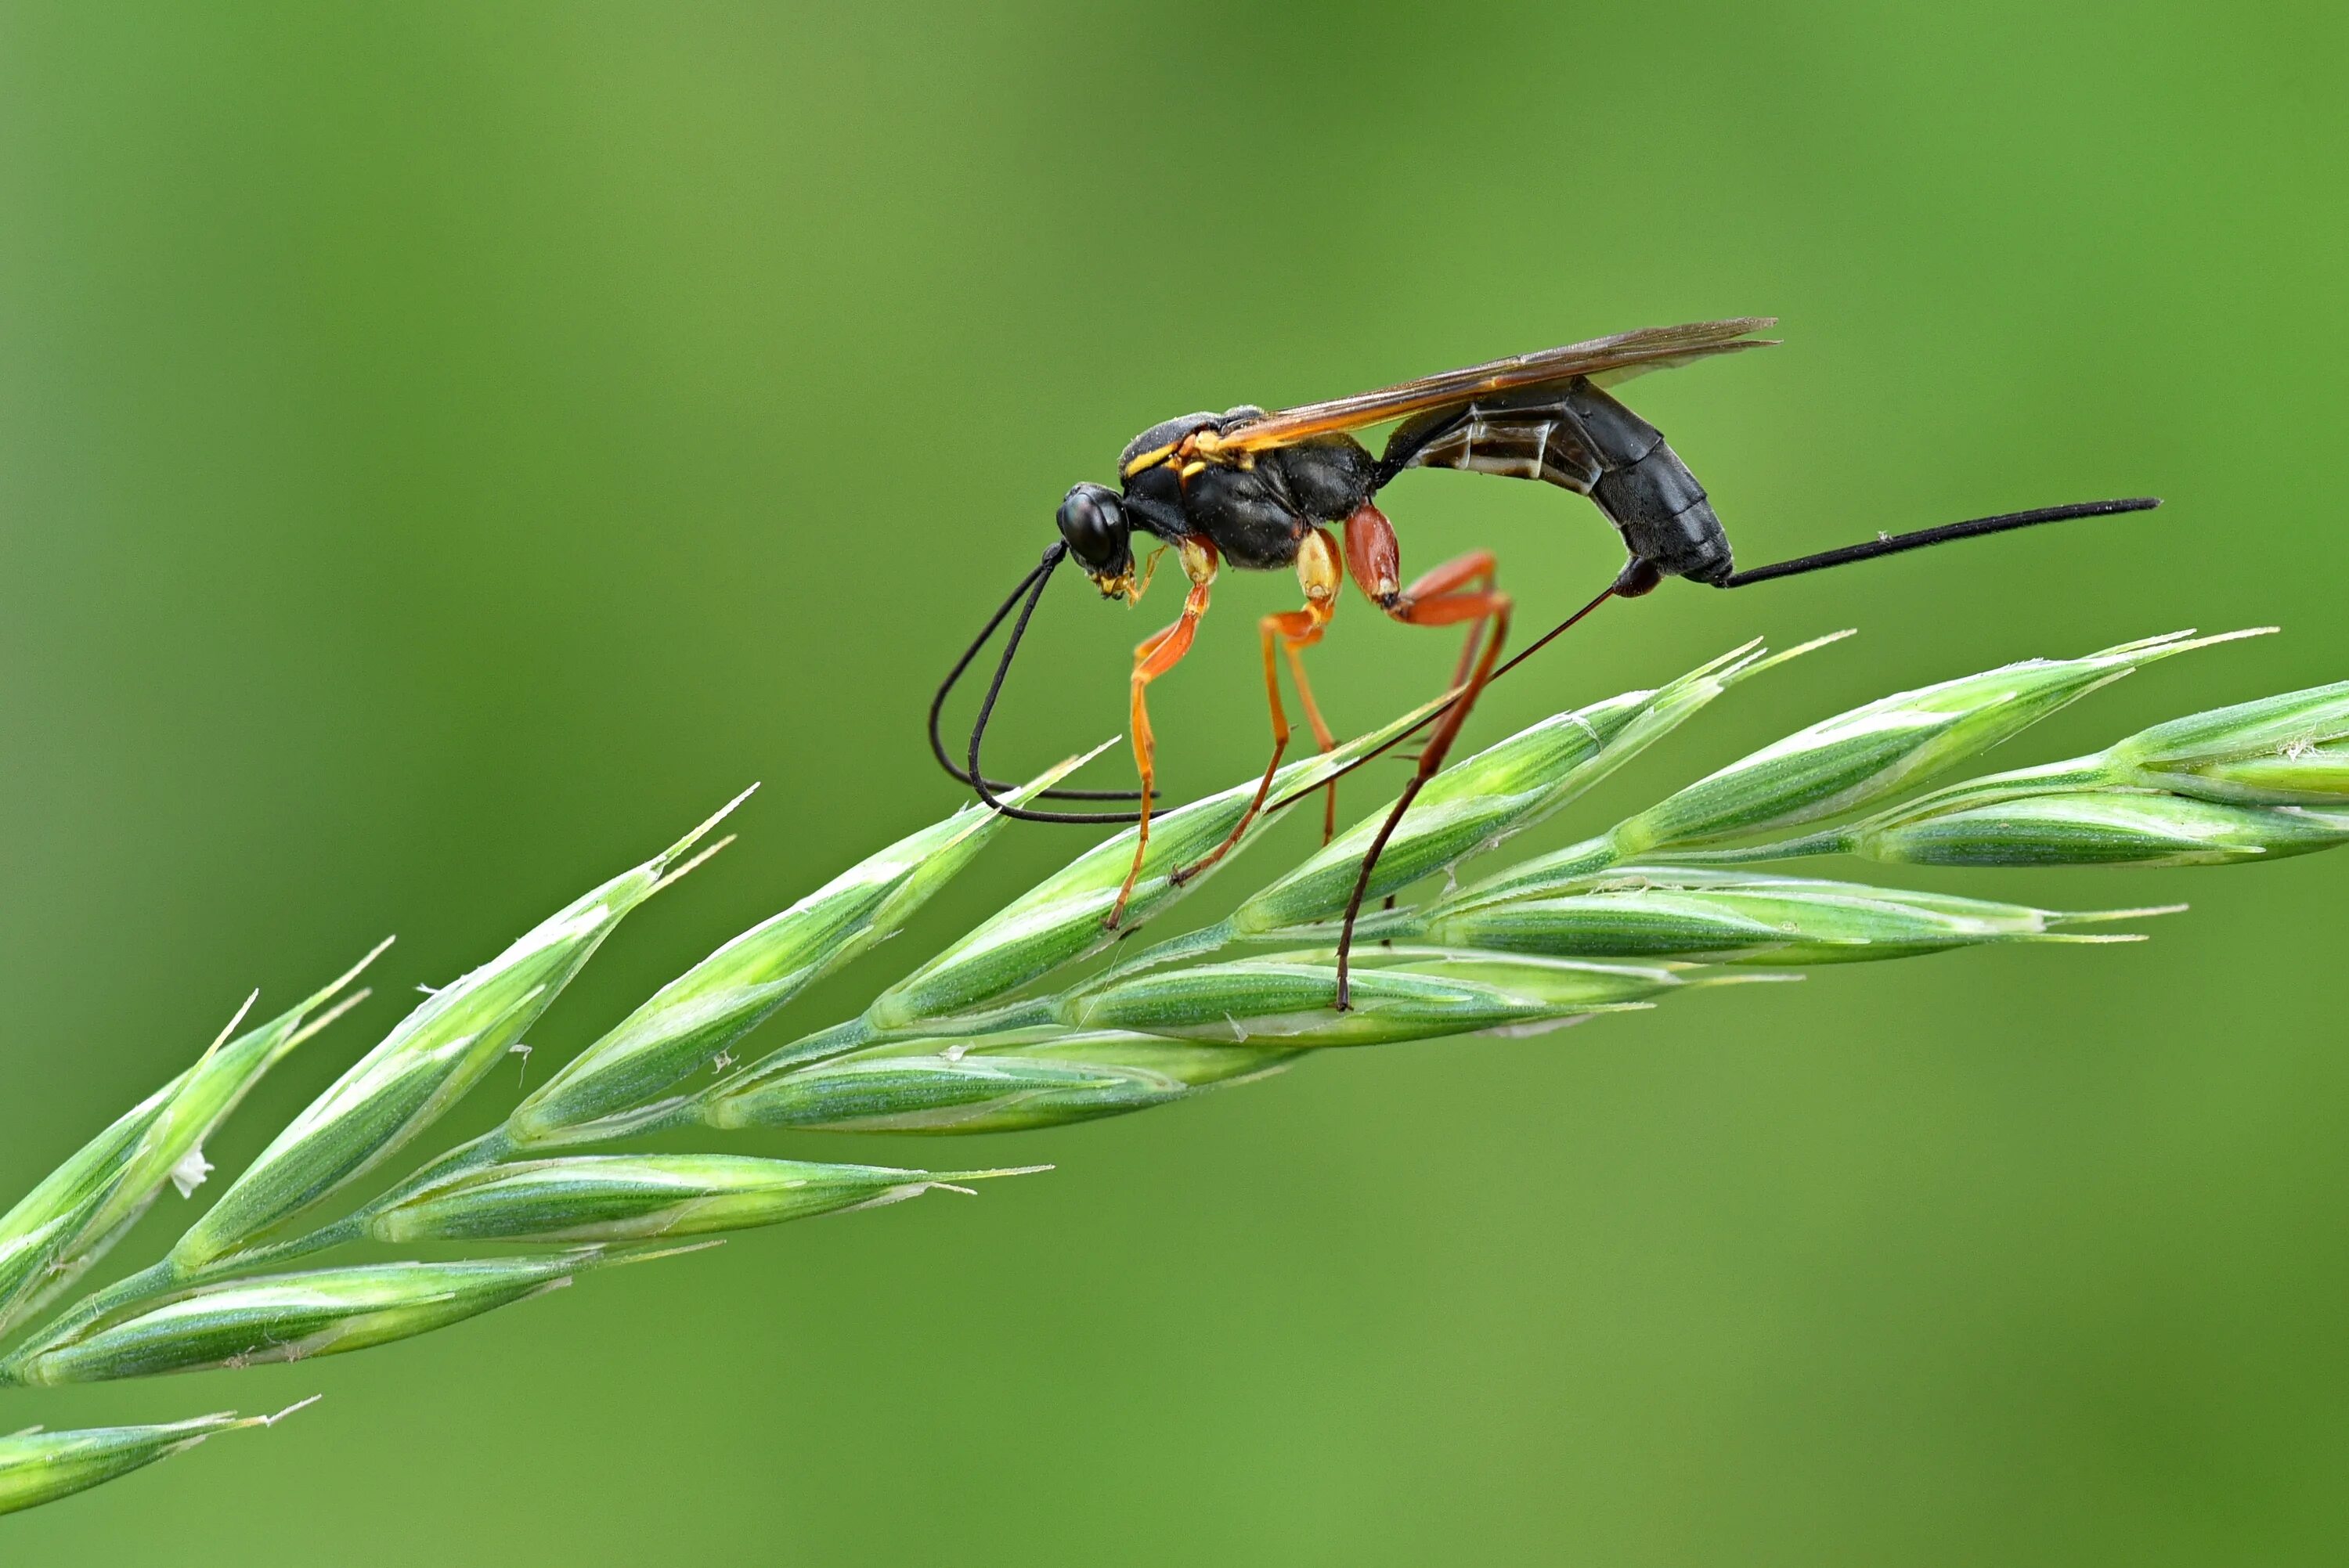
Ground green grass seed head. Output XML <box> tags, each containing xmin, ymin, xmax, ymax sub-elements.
<box><xmin>9</xmin><ymin>625</ymin><xmax>2349</xmax><ymax>1516</ymax></box>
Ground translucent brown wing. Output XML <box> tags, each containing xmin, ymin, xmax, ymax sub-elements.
<box><xmin>1212</xmin><ymin>317</ymin><xmax>1777</xmax><ymax>455</ymax></box>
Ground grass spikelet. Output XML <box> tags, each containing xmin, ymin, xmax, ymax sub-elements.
<box><xmin>1852</xmin><ymin>791</ymin><xmax>2349</xmax><ymax>867</ymax></box>
<box><xmin>1059</xmin><ymin>948</ymin><xmax>1709</xmax><ymax>1047</ymax></box>
<box><xmin>703</xmin><ymin>1029</ymin><xmax>1299</xmax><ymax>1134</ymax></box>
<box><xmin>173</xmin><ymin>805</ymin><xmax>740</xmax><ymax>1270</ymax></box>
<box><xmin>367</xmin><ymin>1155</ymin><xmax>1043</xmax><ymax>1242</ymax></box>
<box><xmin>510</xmin><ymin>754</ymin><xmax>1094</xmax><ymax>1146</ymax></box>
<box><xmin>0</xmin><ymin>1400</ymin><xmax>315</xmax><ymax>1516</ymax></box>
<box><xmin>13</xmin><ymin>1256</ymin><xmax>615</xmax><ymax>1386</ymax></box>
<box><xmin>1412</xmin><ymin>868</ymin><xmax>2170</xmax><ymax>963</ymax></box>
<box><xmin>0</xmin><ymin>947</ymin><xmax>383</xmax><ymax>1333</ymax></box>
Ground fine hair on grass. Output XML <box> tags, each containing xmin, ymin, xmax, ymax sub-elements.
<box><xmin>6</xmin><ymin>624</ymin><xmax>2347</xmax><ymax>1516</ymax></box>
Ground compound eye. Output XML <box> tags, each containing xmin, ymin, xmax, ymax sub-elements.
<box><xmin>1055</xmin><ymin>484</ymin><xmax>1127</xmax><ymax>569</ymax></box>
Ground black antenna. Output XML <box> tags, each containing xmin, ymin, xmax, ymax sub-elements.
<box><xmin>929</xmin><ymin>542</ymin><xmax>1145</xmax><ymax>818</ymax></box>
<box><xmin>946</xmin><ymin>542</ymin><xmax>1150</xmax><ymax>824</ymax></box>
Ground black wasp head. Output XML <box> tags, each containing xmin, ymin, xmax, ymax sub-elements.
<box><xmin>1055</xmin><ymin>482</ymin><xmax>1136</xmax><ymax>597</ymax></box>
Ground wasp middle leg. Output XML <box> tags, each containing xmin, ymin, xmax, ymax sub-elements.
<box><xmin>1172</xmin><ymin>528</ymin><xmax>1344</xmax><ymax>888</ymax></box>
<box><xmin>1107</xmin><ymin>540</ymin><xmax>1218</xmax><ymax>929</ymax></box>
<box><xmin>1330</xmin><ymin>503</ymin><xmax>1514</xmax><ymax>1008</ymax></box>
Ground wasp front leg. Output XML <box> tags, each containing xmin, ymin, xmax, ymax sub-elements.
<box><xmin>1107</xmin><ymin>539</ymin><xmax>1218</xmax><ymax>929</ymax></box>
<box><xmin>1171</xmin><ymin>528</ymin><xmax>1343</xmax><ymax>889</ymax></box>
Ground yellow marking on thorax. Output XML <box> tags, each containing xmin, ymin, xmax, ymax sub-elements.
<box><xmin>1121</xmin><ymin>443</ymin><xmax>1175</xmax><ymax>479</ymax></box>
<box><xmin>1124</xmin><ymin>426</ymin><xmax>1259</xmax><ymax>483</ymax></box>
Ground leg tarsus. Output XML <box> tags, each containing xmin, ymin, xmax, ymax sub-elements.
<box><xmin>1171</xmin><ymin>732</ymin><xmax>1287</xmax><ymax>887</ymax></box>
<box><xmin>1278</xmin><ymin>634</ymin><xmax>1342</xmax><ymax>842</ymax></box>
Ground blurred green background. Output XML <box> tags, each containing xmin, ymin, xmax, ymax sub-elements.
<box><xmin>3</xmin><ymin>2</ymin><xmax>2344</xmax><ymax>1562</ymax></box>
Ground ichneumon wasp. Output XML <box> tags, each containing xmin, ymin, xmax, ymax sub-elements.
<box><xmin>929</xmin><ymin>318</ymin><xmax>2157</xmax><ymax>1008</ymax></box>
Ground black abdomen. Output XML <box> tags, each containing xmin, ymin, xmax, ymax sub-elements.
<box><xmin>1566</xmin><ymin>382</ymin><xmax>1734</xmax><ymax>586</ymax></box>
<box><xmin>1383</xmin><ymin>377</ymin><xmax>1734</xmax><ymax>586</ymax></box>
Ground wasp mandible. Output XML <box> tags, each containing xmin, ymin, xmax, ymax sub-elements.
<box><xmin>931</xmin><ymin>318</ymin><xmax>2157</xmax><ymax>1008</ymax></box>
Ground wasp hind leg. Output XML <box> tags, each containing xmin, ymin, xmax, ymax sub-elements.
<box><xmin>1331</xmin><ymin>503</ymin><xmax>1514</xmax><ymax>1010</ymax></box>
<box><xmin>1173</xmin><ymin>529</ymin><xmax>1344</xmax><ymax>889</ymax></box>
<box><xmin>1106</xmin><ymin>549</ymin><xmax>1217</xmax><ymax>930</ymax></box>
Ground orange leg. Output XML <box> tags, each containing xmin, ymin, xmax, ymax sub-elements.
<box><xmin>1332</xmin><ymin>504</ymin><xmax>1514</xmax><ymax>1008</ymax></box>
<box><xmin>1359</xmin><ymin>526</ymin><xmax>1501</xmax><ymax>682</ymax></box>
<box><xmin>1172</xmin><ymin>584</ymin><xmax>1340</xmax><ymax>887</ymax></box>
<box><xmin>1106</xmin><ymin>558</ymin><xmax>1214</xmax><ymax>928</ymax></box>
<box><xmin>1280</xmin><ymin>614</ymin><xmax>1344</xmax><ymax>841</ymax></box>
<box><xmin>1283</xmin><ymin>528</ymin><xmax>1347</xmax><ymax>842</ymax></box>
<box><xmin>1173</xmin><ymin>528</ymin><xmax>1344</xmax><ymax>885</ymax></box>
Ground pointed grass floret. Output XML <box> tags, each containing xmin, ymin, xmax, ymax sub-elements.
<box><xmin>0</xmin><ymin>947</ymin><xmax>381</xmax><ymax>1333</ymax></box>
<box><xmin>13</xmin><ymin>1254</ymin><xmax>650</xmax><ymax>1386</ymax></box>
<box><xmin>1853</xmin><ymin>791</ymin><xmax>2349</xmax><ymax>867</ymax></box>
<box><xmin>2102</xmin><ymin>679</ymin><xmax>2349</xmax><ymax>804</ymax></box>
<box><xmin>0</xmin><ymin>1401</ymin><xmax>315</xmax><ymax>1516</ymax></box>
<box><xmin>1415</xmin><ymin>867</ymin><xmax>2164</xmax><ymax>962</ymax></box>
<box><xmin>511</xmin><ymin>757</ymin><xmax>1090</xmax><ymax>1146</ymax></box>
<box><xmin>367</xmin><ymin>1155</ymin><xmax>1043</xmax><ymax>1242</ymax></box>
<box><xmin>1059</xmin><ymin>948</ymin><xmax>1754</xmax><ymax>1047</ymax></box>
<box><xmin>705</xmin><ymin>1030</ymin><xmax>1299</xmax><ymax>1134</ymax></box>
<box><xmin>173</xmin><ymin>800</ymin><xmax>745</xmax><ymax>1270</ymax></box>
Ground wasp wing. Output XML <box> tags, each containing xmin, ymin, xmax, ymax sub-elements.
<box><xmin>1213</xmin><ymin>317</ymin><xmax>1777</xmax><ymax>455</ymax></box>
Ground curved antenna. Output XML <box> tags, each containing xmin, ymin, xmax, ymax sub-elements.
<box><xmin>928</xmin><ymin>551</ymin><xmax>1050</xmax><ymax>789</ymax></box>
<box><xmin>928</xmin><ymin>542</ymin><xmax>1144</xmax><ymax>810</ymax></box>
<box><xmin>954</xmin><ymin>542</ymin><xmax>1149</xmax><ymax>825</ymax></box>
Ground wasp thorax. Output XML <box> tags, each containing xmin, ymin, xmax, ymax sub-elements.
<box><xmin>1297</xmin><ymin>528</ymin><xmax>1340</xmax><ymax>604</ymax></box>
